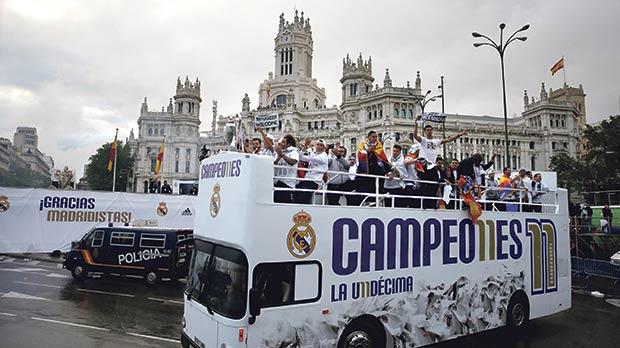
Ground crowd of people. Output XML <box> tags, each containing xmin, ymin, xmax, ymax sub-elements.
<box><xmin>241</xmin><ymin>117</ymin><xmax>550</xmax><ymax>212</ymax></box>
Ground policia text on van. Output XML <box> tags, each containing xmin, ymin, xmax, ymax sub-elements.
<box><xmin>63</xmin><ymin>226</ymin><xmax>192</xmax><ymax>286</ymax></box>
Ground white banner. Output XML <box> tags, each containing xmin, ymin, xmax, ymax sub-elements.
<box><xmin>255</xmin><ymin>113</ymin><xmax>279</xmax><ymax>128</ymax></box>
<box><xmin>0</xmin><ymin>187</ymin><xmax>198</xmax><ymax>253</ymax></box>
<box><xmin>421</xmin><ymin>112</ymin><xmax>447</xmax><ymax>123</ymax></box>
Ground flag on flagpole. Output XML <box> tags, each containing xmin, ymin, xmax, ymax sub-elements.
<box><xmin>154</xmin><ymin>141</ymin><xmax>164</xmax><ymax>175</ymax></box>
<box><xmin>551</xmin><ymin>57</ymin><xmax>564</xmax><ymax>76</ymax></box>
<box><xmin>106</xmin><ymin>131</ymin><xmax>118</xmax><ymax>172</ymax></box>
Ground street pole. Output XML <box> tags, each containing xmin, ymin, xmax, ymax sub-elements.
<box><xmin>472</xmin><ymin>23</ymin><xmax>530</xmax><ymax>170</ymax></box>
<box><xmin>500</xmin><ymin>53</ymin><xmax>510</xmax><ymax>169</ymax></box>
<box><xmin>440</xmin><ymin>76</ymin><xmax>446</xmax><ymax>157</ymax></box>
<box><xmin>112</xmin><ymin>128</ymin><xmax>118</xmax><ymax>193</ymax></box>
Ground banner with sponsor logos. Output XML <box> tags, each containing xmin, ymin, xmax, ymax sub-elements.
<box><xmin>0</xmin><ymin>187</ymin><xmax>197</xmax><ymax>253</ymax></box>
<box><xmin>254</xmin><ymin>113</ymin><xmax>279</xmax><ymax>128</ymax></box>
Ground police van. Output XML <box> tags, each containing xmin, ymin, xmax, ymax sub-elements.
<box><xmin>63</xmin><ymin>225</ymin><xmax>193</xmax><ymax>286</ymax></box>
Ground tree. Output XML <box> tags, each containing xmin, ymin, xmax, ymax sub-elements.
<box><xmin>550</xmin><ymin>115</ymin><xmax>620</xmax><ymax>193</ymax></box>
<box><xmin>85</xmin><ymin>141</ymin><xmax>134</xmax><ymax>191</ymax></box>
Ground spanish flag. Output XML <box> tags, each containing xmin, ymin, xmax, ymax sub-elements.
<box><xmin>154</xmin><ymin>141</ymin><xmax>164</xmax><ymax>175</ymax></box>
<box><xmin>357</xmin><ymin>139</ymin><xmax>389</xmax><ymax>173</ymax></box>
<box><xmin>551</xmin><ymin>57</ymin><xmax>564</xmax><ymax>76</ymax></box>
<box><xmin>106</xmin><ymin>131</ymin><xmax>118</xmax><ymax>172</ymax></box>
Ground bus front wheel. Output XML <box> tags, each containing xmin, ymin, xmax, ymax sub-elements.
<box><xmin>338</xmin><ymin>317</ymin><xmax>386</xmax><ymax>348</ymax></box>
<box><xmin>507</xmin><ymin>291</ymin><xmax>530</xmax><ymax>328</ymax></box>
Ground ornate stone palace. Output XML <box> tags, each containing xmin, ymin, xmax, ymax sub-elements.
<box><xmin>127</xmin><ymin>77</ymin><xmax>203</xmax><ymax>193</ymax></box>
<box><xmin>128</xmin><ymin>10</ymin><xmax>586</xmax><ymax>191</ymax></box>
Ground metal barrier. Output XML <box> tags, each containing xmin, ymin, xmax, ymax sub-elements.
<box><xmin>572</xmin><ymin>257</ymin><xmax>620</xmax><ymax>282</ymax></box>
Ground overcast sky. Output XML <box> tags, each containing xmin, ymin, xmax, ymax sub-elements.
<box><xmin>1</xmin><ymin>0</ymin><xmax>619</xmax><ymax>178</ymax></box>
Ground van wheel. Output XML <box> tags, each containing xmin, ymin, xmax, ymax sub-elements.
<box><xmin>144</xmin><ymin>270</ymin><xmax>159</xmax><ymax>287</ymax></box>
<box><xmin>71</xmin><ymin>265</ymin><xmax>87</xmax><ymax>281</ymax></box>
<box><xmin>507</xmin><ymin>292</ymin><xmax>530</xmax><ymax>328</ymax></box>
<box><xmin>338</xmin><ymin>318</ymin><xmax>385</xmax><ymax>348</ymax></box>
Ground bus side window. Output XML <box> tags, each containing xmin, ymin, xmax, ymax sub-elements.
<box><xmin>253</xmin><ymin>262</ymin><xmax>321</xmax><ymax>308</ymax></box>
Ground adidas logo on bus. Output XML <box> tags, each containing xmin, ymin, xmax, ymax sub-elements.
<box><xmin>181</xmin><ymin>208</ymin><xmax>193</xmax><ymax>216</ymax></box>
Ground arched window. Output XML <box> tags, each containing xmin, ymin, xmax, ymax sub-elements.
<box><xmin>275</xmin><ymin>94</ymin><xmax>287</xmax><ymax>106</ymax></box>
<box><xmin>394</xmin><ymin>108</ymin><xmax>399</xmax><ymax>117</ymax></box>
<box><xmin>314</xmin><ymin>99</ymin><xmax>319</xmax><ymax>108</ymax></box>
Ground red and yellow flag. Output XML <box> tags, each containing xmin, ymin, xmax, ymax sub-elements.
<box><xmin>106</xmin><ymin>132</ymin><xmax>118</xmax><ymax>172</ymax></box>
<box><xmin>154</xmin><ymin>142</ymin><xmax>164</xmax><ymax>175</ymax></box>
<box><xmin>551</xmin><ymin>57</ymin><xmax>564</xmax><ymax>76</ymax></box>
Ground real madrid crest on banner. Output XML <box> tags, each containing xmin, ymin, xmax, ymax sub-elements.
<box><xmin>210</xmin><ymin>184</ymin><xmax>221</xmax><ymax>217</ymax></box>
<box><xmin>156</xmin><ymin>202</ymin><xmax>168</xmax><ymax>216</ymax></box>
<box><xmin>0</xmin><ymin>195</ymin><xmax>10</xmax><ymax>212</ymax></box>
<box><xmin>287</xmin><ymin>210</ymin><xmax>316</xmax><ymax>259</ymax></box>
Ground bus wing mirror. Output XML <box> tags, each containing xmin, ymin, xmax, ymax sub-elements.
<box><xmin>249</xmin><ymin>288</ymin><xmax>261</xmax><ymax>320</ymax></box>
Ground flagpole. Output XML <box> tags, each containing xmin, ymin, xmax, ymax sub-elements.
<box><xmin>112</xmin><ymin>128</ymin><xmax>118</xmax><ymax>192</ymax></box>
<box><xmin>562</xmin><ymin>56</ymin><xmax>567</xmax><ymax>87</ymax></box>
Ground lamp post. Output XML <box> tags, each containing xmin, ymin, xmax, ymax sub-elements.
<box><xmin>438</xmin><ymin>76</ymin><xmax>446</xmax><ymax>157</ymax></box>
<box><xmin>472</xmin><ymin>23</ymin><xmax>529</xmax><ymax>169</ymax></box>
<box><xmin>408</xmin><ymin>89</ymin><xmax>442</xmax><ymax>117</ymax></box>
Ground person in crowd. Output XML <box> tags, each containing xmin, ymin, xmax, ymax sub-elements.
<box><xmin>355</xmin><ymin>131</ymin><xmax>390</xmax><ymax>205</ymax></box>
<box><xmin>458</xmin><ymin>154</ymin><xmax>493</xmax><ymax>181</ymax></box>
<box><xmin>413</xmin><ymin>116</ymin><xmax>467</xmax><ymax>165</ymax></box>
<box><xmin>602</xmin><ymin>204</ymin><xmax>613</xmax><ymax>233</ymax></box>
<box><xmin>384</xmin><ymin>144</ymin><xmax>417</xmax><ymax>208</ymax></box>
<box><xmin>419</xmin><ymin>156</ymin><xmax>447</xmax><ymax>209</ymax></box>
<box><xmin>190</xmin><ymin>185</ymin><xmax>198</xmax><ymax>195</ymax></box>
<box><xmin>580</xmin><ymin>203</ymin><xmax>593</xmax><ymax>233</ymax></box>
<box><xmin>498</xmin><ymin>167</ymin><xmax>518</xmax><ymax>211</ymax></box>
<box><xmin>445</xmin><ymin>159</ymin><xmax>461</xmax><ymax>210</ymax></box>
<box><xmin>326</xmin><ymin>145</ymin><xmax>354</xmax><ymax>205</ymax></box>
<box><xmin>256</xmin><ymin>128</ymin><xmax>275</xmax><ymax>155</ymax></box>
<box><xmin>569</xmin><ymin>201</ymin><xmax>581</xmax><ymax>229</ymax></box>
<box><xmin>516</xmin><ymin>169</ymin><xmax>532</xmax><ymax>212</ymax></box>
<box><xmin>296</xmin><ymin>138</ymin><xmax>329</xmax><ymax>204</ymax></box>
<box><xmin>161</xmin><ymin>180</ymin><xmax>173</xmax><ymax>194</ymax></box>
<box><xmin>273</xmin><ymin>134</ymin><xmax>299</xmax><ymax>204</ymax></box>
<box><xmin>530</xmin><ymin>173</ymin><xmax>548</xmax><ymax>213</ymax></box>
<box><xmin>484</xmin><ymin>170</ymin><xmax>502</xmax><ymax>211</ymax></box>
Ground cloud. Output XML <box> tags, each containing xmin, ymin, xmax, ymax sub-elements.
<box><xmin>0</xmin><ymin>0</ymin><xmax>619</xmax><ymax>179</ymax></box>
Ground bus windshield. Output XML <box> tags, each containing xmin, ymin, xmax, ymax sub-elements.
<box><xmin>186</xmin><ymin>239</ymin><xmax>248</xmax><ymax>320</ymax></box>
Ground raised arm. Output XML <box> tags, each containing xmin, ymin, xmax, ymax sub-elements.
<box><xmin>257</xmin><ymin>127</ymin><xmax>273</xmax><ymax>151</ymax></box>
<box><xmin>413</xmin><ymin>116</ymin><xmax>423</xmax><ymax>142</ymax></box>
<box><xmin>440</xmin><ymin>130</ymin><xmax>467</xmax><ymax>145</ymax></box>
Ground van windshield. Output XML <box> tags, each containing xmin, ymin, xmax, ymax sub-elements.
<box><xmin>186</xmin><ymin>239</ymin><xmax>248</xmax><ymax>319</ymax></box>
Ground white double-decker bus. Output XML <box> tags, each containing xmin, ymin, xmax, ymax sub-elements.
<box><xmin>182</xmin><ymin>152</ymin><xmax>570</xmax><ymax>348</ymax></box>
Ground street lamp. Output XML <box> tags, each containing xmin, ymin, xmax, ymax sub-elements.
<box><xmin>438</xmin><ymin>76</ymin><xmax>446</xmax><ymax>157</ymax></box>
<box><xmin>473</xmin><ymin>23</ymin><xmax>530</xmax><ymax>169</ymax></box>
<box><xmin>407</xmin><ymin>89</ymin><xmax>442</xmax><ymax>117</ymax></box>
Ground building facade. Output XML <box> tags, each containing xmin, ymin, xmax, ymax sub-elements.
<box><xmin>131</xmin><ymin>11</ymin><xmax>586</xmax><ymax>187</ymax></box>
<box><xmin>10</xmin><ymin>127</ymin><xmax>52</xmax><ymax>177</ymax></box>
<box><xmin>128</xmin><ymin>77</ymin><xmax>203</xmax><ymax>192</ymax></box>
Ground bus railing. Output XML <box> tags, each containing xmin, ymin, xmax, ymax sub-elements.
<box><xmin>272</xmin><ymin>165</ymin><xmax>559</xmax><ymax>212</ymax></box>
<box><xmin>571</xmin><ymin>256</ymin><xmax>620</xmax><ymax>283</ymax></box>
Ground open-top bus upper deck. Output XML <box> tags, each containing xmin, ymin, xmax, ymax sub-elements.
<box><xmin>184</xmin><ymin>151</ymin><xmax>570</xmax><ymax>348</ymax></box>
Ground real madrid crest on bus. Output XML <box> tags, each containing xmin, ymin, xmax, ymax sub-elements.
<box><xmin>210</xmin><ymin>184</ymin><xmax>221</xmax><ymax>218</ymax></box>
<box><xmin>287</xmin><ymin>210</ymin><xmax>316</xmax><ymax>259</ymax></box>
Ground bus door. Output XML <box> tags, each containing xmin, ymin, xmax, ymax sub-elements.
<box><xmin>247</xmin><ymin>262</ymin><xmax>322</xmax><ymax>347</ymax></box>
<box><xmin>184</xmin><ymin>240</ymin><xmax>248</xmax><ymax>347</ymax></box>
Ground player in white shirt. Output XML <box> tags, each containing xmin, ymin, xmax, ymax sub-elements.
<box><xmin>296</xmin><ymin>138</ymin><xmax>329</xmax><ymax>204</ymax></box>
<box><xmin>273</xmin><ymin>134</ymin><xmax>299</xmax><ymax>204</ymax></box>
<box><xmin>413</xmin><ymin>115</ymin><xmax>467</xmax><ymax>164</ymax></box>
